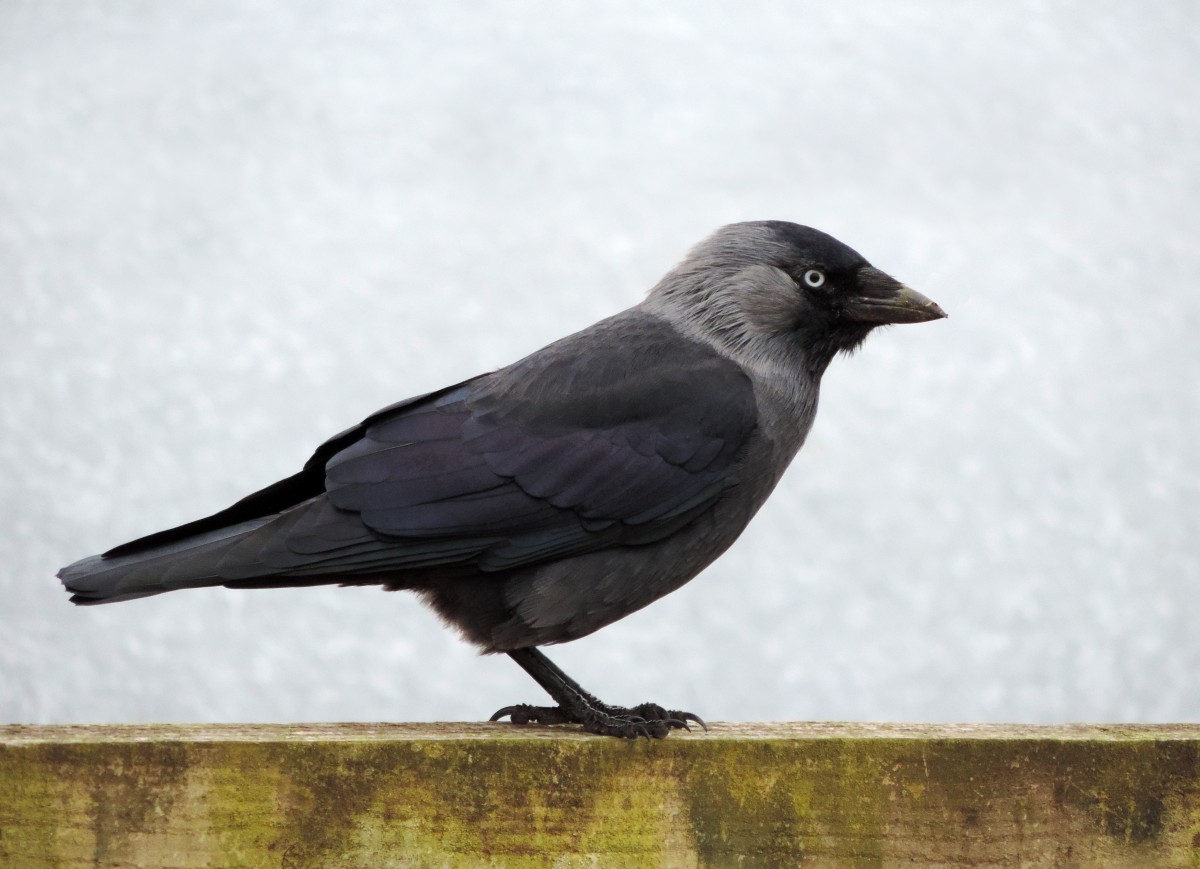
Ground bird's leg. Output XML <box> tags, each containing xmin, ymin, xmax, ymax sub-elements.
<box><xmin>489</xmin><ymin>647</ymin><xmax>706</xmax><ymax>739</ymax></box>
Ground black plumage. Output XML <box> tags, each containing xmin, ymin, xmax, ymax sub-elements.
<box><xmin>59</xmin><ymin>221</ymin><xmax>944</xmax><ymax>737</ymax></box>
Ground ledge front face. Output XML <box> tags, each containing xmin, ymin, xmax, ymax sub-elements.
<box><xmin>3</xmin><ymin>723</ymin><xmax>1200</xmax><ymax>867</ymax></box>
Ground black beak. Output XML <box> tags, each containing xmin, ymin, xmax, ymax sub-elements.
<box><xmin>842</xmin><ymin>266</ymin><xmax>946</xmax><ymax>324</ymax></box>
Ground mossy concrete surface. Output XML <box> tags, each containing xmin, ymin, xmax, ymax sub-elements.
<box><xmin>3</xmin><ymin>722</ymin><xmax>1200</xmax><ymax>867</ymax></box>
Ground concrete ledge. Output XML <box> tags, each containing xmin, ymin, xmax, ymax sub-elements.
<box><xmin>3</xmin><ymin>722</ymin><xmax>1200</xmax><ymax>866</ymax></box>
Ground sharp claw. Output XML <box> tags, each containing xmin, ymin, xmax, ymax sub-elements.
<box><xmin>489</xmin><ymin>706</ymin><xmax>520</xmax><ymax>722</ymax></box>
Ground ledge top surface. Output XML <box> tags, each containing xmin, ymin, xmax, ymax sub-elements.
<box><xmin>4</xmin><ymin>721</ymin><xmax>1200</xmax><ymax>746</ymax></box>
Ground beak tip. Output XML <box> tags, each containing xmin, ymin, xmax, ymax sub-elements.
<box><xmin>849</xmin><ymin>269</ymin><xmax>947</xmax><ymax>325</ymax></box>
<box><xmin>894</xmin><ymin>285</ymin><xmax>946</xmax><ymax>323</ymax></box>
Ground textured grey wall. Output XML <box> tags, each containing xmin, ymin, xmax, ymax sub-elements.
<box><xmin>3</xmin><ymin>2</ymin><xmax>1198</xmax><ymax>725</ymax></box>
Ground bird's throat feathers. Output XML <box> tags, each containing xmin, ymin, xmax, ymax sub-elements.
<box><xmin>794</xmin><ymin>318</ymin><xmax>877</xmax><ymax>376</ymax></box>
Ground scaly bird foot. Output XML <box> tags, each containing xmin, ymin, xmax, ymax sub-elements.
<box><xmin>490</xmin><ymin>701</ymin><xmax>706</xmax><ymax>739</ymax></box>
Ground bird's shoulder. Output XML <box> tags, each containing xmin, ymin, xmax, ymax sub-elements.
<box><xmin>466</xmin><ymin>309</ymin><xmax>758</xmax><ymax>438</ymax></box>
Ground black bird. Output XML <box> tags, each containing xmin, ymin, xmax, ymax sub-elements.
<box><xmin>59</xmin><ymin>221</ymin><xmax>945</xmax><ymax>738</ymax></box>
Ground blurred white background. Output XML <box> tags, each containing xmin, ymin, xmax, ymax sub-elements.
<box><xmin>2</xmin><ymin>2</ymin><xmax>1198</xmax><ymax>725</ymax></box>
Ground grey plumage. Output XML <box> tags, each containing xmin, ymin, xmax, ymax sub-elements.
<box><xmin>59</xmin><ymin>220</ymin><xmax>945</xmax><ymax>737</ymax></box>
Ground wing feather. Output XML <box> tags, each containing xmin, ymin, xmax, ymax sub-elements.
<box><xmin>269</xmin><ymin>312</ymin><xmax>758</xmax><ymax>576</ymax></box>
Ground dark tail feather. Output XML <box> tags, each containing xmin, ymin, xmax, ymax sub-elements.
<box><xmin>58</xmin><ymin>517</ymin><xmax>275</xmax><ymax>605</ymax></box>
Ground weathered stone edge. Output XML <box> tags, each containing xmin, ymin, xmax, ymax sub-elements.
<box><xmin>4</xmin><ymin>720</ymin><xmax>1199</xmax><ymax>744</ymax></box>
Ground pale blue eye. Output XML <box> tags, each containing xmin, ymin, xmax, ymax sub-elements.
<box><xmin>803</xmin><ymin>269</ymin><xmax>825</xmax><ymax>288</ymax></box>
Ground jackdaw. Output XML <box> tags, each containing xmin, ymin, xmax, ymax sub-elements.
<box><xmin>59</xmin><ymin>220</ymin><xmax>945</xmax><ymax>738</ymax></box>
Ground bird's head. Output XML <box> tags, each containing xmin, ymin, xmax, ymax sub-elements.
<box><xmin>647</xmin><ymin>221</ymin><xmax>945</xmax><ymax>376</ymax></box>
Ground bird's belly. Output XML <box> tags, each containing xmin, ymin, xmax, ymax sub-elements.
<box><xmin>478</xmin><ymin>495</ymin><xmax>754</xmax><ymax>650</ymax></box>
